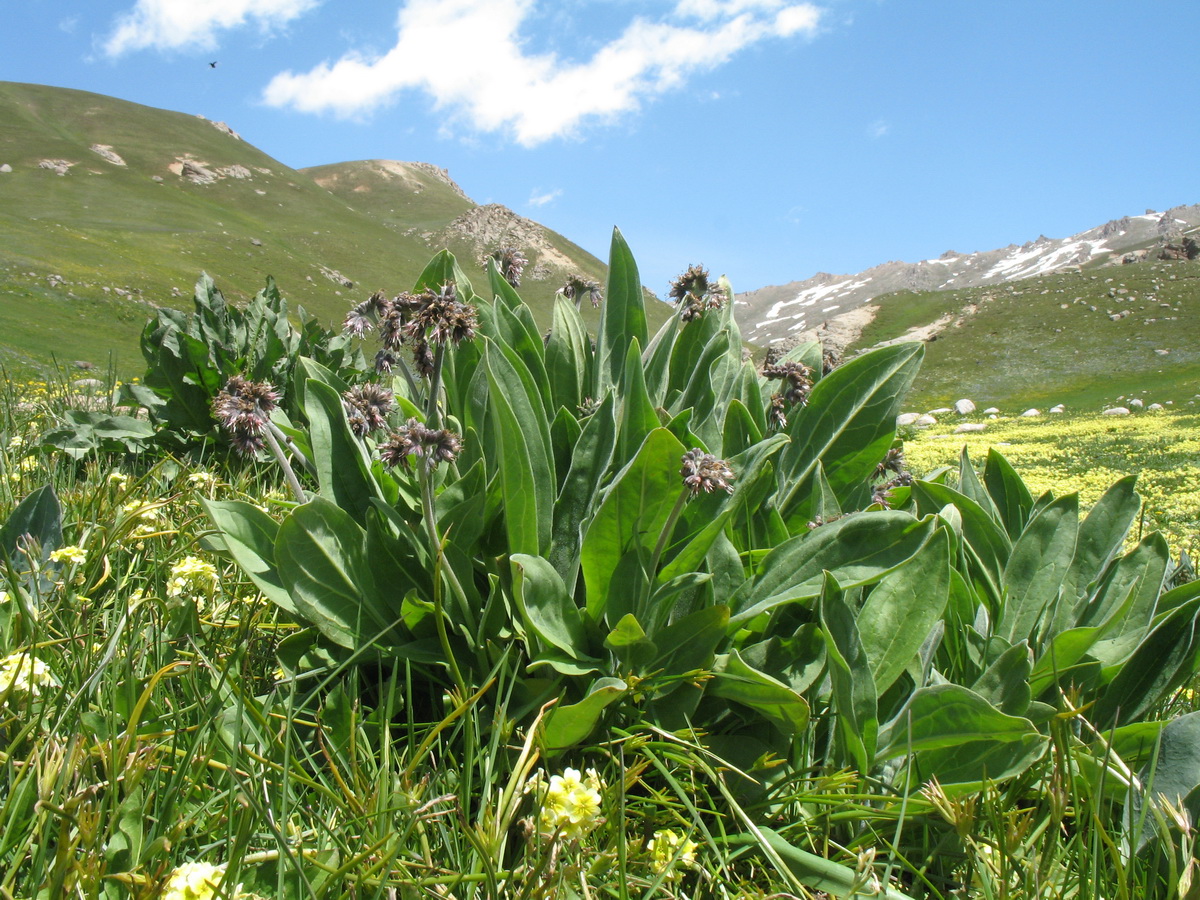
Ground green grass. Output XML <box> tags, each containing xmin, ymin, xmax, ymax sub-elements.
<box><xmin>847</xmin><ymin>258</ymin><xmax>1200</xmax><ymax>411</ymax></box>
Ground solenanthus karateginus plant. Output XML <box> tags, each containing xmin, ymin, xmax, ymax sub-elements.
<box><xmin>195</xmin><ymin>230</ymin><xmax>1200</xmax><ymax>824</ymax></box>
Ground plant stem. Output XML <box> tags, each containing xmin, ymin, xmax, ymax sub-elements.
<box><xmin>262</xmin><ymin>425</ymin><xmax>306</xmax><ymax>504</ymax></box>
<box><xmin>426</xmin><ymin>341</ymin><xmax>447</xmax><ymax>429</ymax></box>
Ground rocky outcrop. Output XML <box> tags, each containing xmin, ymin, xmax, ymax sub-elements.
<box><xmin>435</xmin><ymin>204</ymin><xmax>575</xmax><ymax>279</ymax></box>
<box><xmin>90</xmin><ymin>144</ymin><xmax>126</xmax><ymax>166</ymax></box>
<box><xmin>38</xmin><ymin>159</ymin><xmax>74</xmax><ymax>175</ymax></box>
<box><xmin>1158</xmin><ymin>236</ymin><xmax>1200</xmax><ymax>261</ymax></box>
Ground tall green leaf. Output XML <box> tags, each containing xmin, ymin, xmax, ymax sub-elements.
<box><xmin>595</xmin><ymin>227</ymin><xmax>648</xmax><ymax>396</ymax></box>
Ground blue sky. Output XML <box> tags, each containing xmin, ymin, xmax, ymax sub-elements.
<box><xmin>4</xmin><ymin>1</ymin><xmax>1199</xmax><ymax>296</ymax></box>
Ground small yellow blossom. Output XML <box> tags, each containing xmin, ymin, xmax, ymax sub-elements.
<box><xmin>0</xmin><ymin>651</ymin><xmax>59</xmax><ymax>699</ymax></box>
<box><xmin>159</xmin><ymin>861</ymin><xmax>226</xmax><ymax>900</ymax></box>
<box><xmin>187</xmin><ymin>472</ymin><xmax>216</xmax><ymax>487</ymax></box>
<box><xmin>647</xmin><ymin>829</ymin><xmax>699</xmax><ymax>879</ymax></box>
<box><xmin>528</xmin><ymin>766</ymin><xmax>605</xmax><ymax>841</ymax></box>
<box><xmin>49</xmin><ymin>545</ymin><xmax>87</xmax><ymax>565</ymax></box>
<box><xmin>167</xmin><ymin>556</ymin><xmax>219</xmax><ymax>601</ymax></box>
<box><xmin>107</xmin><ymin>472</ymin><xmax>130</xmax><ymax>487</ymax></box>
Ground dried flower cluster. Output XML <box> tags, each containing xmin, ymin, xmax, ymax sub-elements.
<box><xmin>525</xmin><ymin>767</ymin><xmax>605</xmax><ymax>841</ymax></box>
<box><xmin>342</xmin><ymin>383</ymin><xmax>395</xmax><ymax>437</ymax></box>
<box><xmin>872</xmin><ymin>447</ymin><xmax>914</xmax><ymax>508</ymax></box>
<box><xmin>212</xmin><ymin>376</ymin><xmax>280</xmax><ymax>455</ymax></box>
<box><xmin>486</xmin><ymin>246</ymin><xmax>528</xmax><ymax>287</ymax></box>
<box><xmin>668</xmin><ymin>264</ymin><xmax>729</xmax><ymax>322</ymax></box>
<box><xmin>557</xmin><ymin>274</ymin><xmax>603</xmax><ymax>309</ymax></box>
<box><xmin>379</xmin><ymin>418</ymin><xmax>462</xmax><ymax>470</ymax></box>
<box><xmin>344</xmin><ymin>284</ymin><xmax>478</xmax><ymax>375</ymax></box>
<box><xmin>680</xmin><ymin>449</ymin><xmax>735</xmax><ymax>497</ymax></box>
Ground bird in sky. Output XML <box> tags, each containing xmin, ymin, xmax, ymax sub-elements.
<box><xmin>209</xmin><ymin>61</ymin><xmax>218</xmax><ymax>68</ymax></box>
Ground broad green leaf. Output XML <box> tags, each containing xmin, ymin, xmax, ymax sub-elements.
<box><xmin>1128</xmin><ymin>712</ymin><xmax>1200</xmax><ymax>854</ymax></box>
<box><xmin>820</xmin><ymin>574</ymin><xmax>878</xmax><ymax>774</ymax></box>
<box><xmin>722</xmin><ymin>398</ymin><xmax>763</xmax><ymax>459</ymax></box>
<box><xmin>957</xmin><ymin>447</ymin><xmax>1001</xmax><ymax>523</ymax></box>
<box><xmin>858</xmin><ymin>527</ymin><xmax>952</xmax><ymax>694</ymax></box>
<box><xmin>511</xmin><ymin>553</ymin><xmax>593</xmax><ymax>662</ymax></box>
<box><xmin>616</xmin><ymin>339</ymin><xmax>661</xmax><ymax>465</ymax></box>
<box><xmin>641</xmin><ymin>313</ymin><xmax>681</xmax><ymax>407</ymax></box>
<box><xmin>541</xmin><ymin>677</ymin><xmax>627</xmax><ymax>751</ymax></box>
<box><xmin>275</xmin><ymin>498</ymin><xmax>398</xmax><ymax>650</ymax></box>
<box><xmin>494</xmin><ymin>300</ymin><xmax>553</xmax><ymax>419</ymax></box>
<box><xmin>581</xmin><ymin>428</ymin><xmax>688</xmax><ymax>623</ymax></box>
<box><xmin>998</xmin><ymin>494</ymin><xmax>1078</xmax><ymax>647</ymax></box>
<box><xmin>1093</xmin><ymin>594</ymin><xmax>1200</xmax><ymax>729</ymax></box>
<box><xmin>971</xmin><ymin>640</ymin><xmax>1033</xmax><ymax>716</ymax></box>
<box><xmin>545</xmin><ymin>296</ymin><xmax>591</xmax><ymax>413</ymax></box>
<box><xmin>595</xmin><ymin>227</ymin><xmax>648</xmax><ymax>395</ymax></box>
<box><xmin>915</xmin><ymin>481</ymin><xmax>1011</xmax><ymax>596</ymax></box>
<box><xmin>730</xmin><ymin>512</ymin><xmax>934</xmax><ymax>626</ymax></box>
<box><xmin>302</xmin><ymin>378</ymin><xmax>378</xmax><ymax>523</ymax></box>
<box><xmin>984</xmin><ymin>449</ymin><xmax>1035</xmax><ymax>538</ymax></box>
<box><xmin>877</xmin><ymin>684</ymin><xmax>1040</xmax><ymax>759</ymax></box>
<box><xmin>0</xmin><ymin>484</ymin><xmax>61</xmax><ymax>563</ymax></box>
<box><xmin>203</xmin><ymin>499</ymin><xmax>295</xmax><ymax>614</ymax></box>
<box><xmin>738</xmin><ymin>827</ymin><xmax>919</xmax><ymax>900</ymax></box>
<box><xmin>649</xmin><ymin>604</ymin><xmax>729</xmax><ymax>676</ymax></box>
<box><xmin>709</xmin><ymin>650</ymin><xmax>811</xmax><ymax>736</ymax></box>
<box><xmin>549</xmin><ymin>393</ymin><xmax>617</xmax><ymax>588</ymax></box>
<box><xmin>483</xmin><ymin>340</ymin><xmax>554</xmax><ymax>556</ymax></box>
<box><xmin>913</xmin><ymin>732</ymin><xmax>1048</xmax><ymax>787</ymax></box>
<box><xmin>779</xmin><ymin>342</ymin><xmax>923</xmax><ymax>517</ymax></box>
<box><xmin>412</xmin><ymin>249</ymin><xmax>475</xmax><ymax>299</ymax></box>
<box><xmin>1071</xmin><ymin>475</ymin><xmax>1140</xmax><ymax>595</ymax></box>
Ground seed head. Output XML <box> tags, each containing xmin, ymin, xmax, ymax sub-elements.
<box><xmin>403</xmin><ymin>283</ymin><xmax>478</xmax><ymax>346</ymax></box>
<box><xmin>212</xmin><ymin>376</ymin><xmax>280</xmax><ymax>455</ymax></box>
<box><xmin>487</xmin><ymin>246</ymin><xmax>528</xmax><ymax>287</ymax></box>
<box><xmin>680</xmin><ymin>449</ymin><xmax>735</xmax><ymax>497</ymax></box>
<box><xmin>342</xmin><ymin>290</ymin><xmax>389</xmax><ymax>337</ymax></box>
<box><xmin>343</xmin><ymin>384</ymin><xmax>395</xmax><ymax>437</ymax></box>
<box><xmin>669</xmin><ymin>264</ymin><xmax>728</xmax><ymax>322</ymax></box>
<box><xmin>762</xmin><ymin>360</ymin><xmax>813</xmax><ymax>406</ymax></box>
<box><xmin>379</xmin><ymin>418</ymin><xmax>463</xmax><ymax>470</ymax></box>
<box><xmin>557</xmin><ymin>274</ymin><xmax>603</xmax><ymax>309</ymax></box>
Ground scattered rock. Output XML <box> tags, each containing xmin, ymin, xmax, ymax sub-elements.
<box><xmin>151</xmin><ymin>175</ymin><xmax>163</xmax><ymax>182</ymax></box>
<box><xmin>983</xmin><ymin>407</ymin><xmax>1000</xmax><ymax>414</ymax></box>
<box><xmin>0</xmin><ymin>164</ymin><xmax>11</xmax><ymax>173</ymax></box>
<box><xmin>896</xmin><ymin>413</ymin><xmax>922</xmax><ymax>427</ymax></box>
<box><xmin>928</xmin><ymin>407</ymin><xmax>952</xmax><ymax>415</ymax></box>
<box><xmin>1129</xmin><ymin>398</ymin><xmax>1144</xmax><ymax>409</ymax></box>
<box><xmin>72</xmin><ymin>378</ymin><xmax>104</xmax><ymax>391</ymax></box>
<box><xmin>210</xmin><ymin>121</ymin><xmax>242</xmax><ymax>140</ymax></box>
<box><xmin>915</xmin><ymin>414</ymin><xmax>937</xmax><ymax>427</ymax></box>
<box><xmin>90</xmin><ymin>144</ymin><xmax>126</xmax><ymax>166</ymax></box>
<box><xmin>1049</xmin><ymin>405</ymin><xmax>1065</xmax><ymax>413</ymax></box>
<box><xmin>73</xmin><ymin>360</ymin><xmax>95</xmax><ymax>370</ymax></box>
<box><xmin>318</xmin><ymin>265</ymin><xmax>353</xmax><ymax>288</ymax></box>
<box><xmin>218</xmin><ymin>164</ymin><xmax>252</xmax><ymax>180</ymax></box>
<box><xmin>954</xmin><ymin>423</ymin><xmax>987</xmax><ymax>433</ymax></box>
<box><xmin>953</xmin><ymin>399</ymin><xmax>976</xmax><ymax>415</ymax></box>
<box><xmin>1155</xmin><ymin>349</ymin><xmax>1170</xmax><ymax>356</ymax></box>
<box><xmin>179</xmin><ymin>159</ymin><xmax>218</xmax><ymax>184</ymax></box>
<box><xmin>250</xmin><ymin>238</ymin><xmax>262</xmax><ymax>246</ymax></box>
<box><xmin>1148</xmin><ymin>403</ymin><xmax>1164</xmax><ymax>411</ymax></box>
<box><xmin>1020</xmin><ymin>409</ymin><xmax>1041</xmax><ymax>417</ymax></box>
<box><xmin>38</xmin><ymin>159</ymin><xmax>74</xmax><ymax>176</ymax></box>
<box><xmin>1103</xmin><ymin>407</ymin><xmax>1130</xmax><ymax>416</ymax></box>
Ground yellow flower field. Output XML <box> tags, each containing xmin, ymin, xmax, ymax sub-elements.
<box><xmin>902</xmin><ymin>409</ymin><xmax>1200</xmax><ymax>556</ymax></box>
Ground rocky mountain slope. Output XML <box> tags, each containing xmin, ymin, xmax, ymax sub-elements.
<box><xmin>0</xmin><ymin>82</ymin><xmax>629</xmax><ymax>376</ymax></box>
<box><xmin>738</xmin><ymin>205</ymin><xmax>1200</xmax><ymax>348</ymax></box>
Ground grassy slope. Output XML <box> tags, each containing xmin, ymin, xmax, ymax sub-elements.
<box><xmin>0</xmin><ymin>82</ymin><xmax>659</xmax><ymax>378</ymax></box>
<box><xmin>846</xmin><ymin>258</ymin><xmax>1200</xmax><ymax>410</ymax></box>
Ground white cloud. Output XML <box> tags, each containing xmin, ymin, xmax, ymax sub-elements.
<box><xmin>262</xmin><ymin>0</ymin><xmax>822</xmax><ymax>145</ymax></box>
<box><xmin>105</xmin><ymin>0</ymin><xmax>318</xmax><ymax>56</ymax></box>
<box><xmin>868</xmin><ymin>119</ymin><xmax>889</xmax><ymax>139</ymax></box>
<box><xmin>528</xmin><ymin>188</ymin><xmax>562</xmax><ymax>208</ymax></box>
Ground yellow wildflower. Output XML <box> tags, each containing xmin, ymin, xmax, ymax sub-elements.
<box><xmin>167</xmin><ymin>556</ymin><xmax>219</xmax><ymax>601</ymax></box>
<box><xmin>49</xmin><ymin>545</ymin><xmax>87</xmax><ymax>565</ymax></box>
<box><xmin>0</xmin><ymin>651</ymin><xmax>59</xmax><ymax>699</ymax></box>
<box><xmin>647</xmin><ymin>829</ymin><xmax>698</xmax><ymax>879</ymax></box>
<box><xmin>530</xmin><ymin>766</ymin><xmax>605</xmax><ymax>841</ymax></box>
<box><xmin>159</xmin><ymin>862</ymin><xmax>226</xmax><ymax>900</ymax></box>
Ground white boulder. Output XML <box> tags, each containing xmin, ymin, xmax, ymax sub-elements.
<box><xmin>1102</xmin><ymin>407</ymin><xmax>1130</xmax><ymax>416</ymax></box>
<box><xmin>1020</xmin><ymin>409</ymin><xmax>1041</xmax><ymax>417</ymax></box>
<box><xmin>953</xmin><ymin>399</ymin><xmax>976</xmax><ymax>415</ymax></box>
<box><xmin>916</xmin><ymin>414</ymin><xmax>938</xmax><ymax>427</ymax></box>
<box><xmin>954</xmin><ymin>423</ymin><xmax>987</xmax><ymax>433</ymax></box>
<box><xmin>1129</xmin><ymin>398</ymin><xmax>1144</xmax><ymax>409</ymax></box>
<box><xmin>896</xmin><ymin>413</ymin><xmax>921</xmax><ymax>427</ymax></box>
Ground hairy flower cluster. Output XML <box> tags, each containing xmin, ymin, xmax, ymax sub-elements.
<box><xmin>212</xmin><ymin>376</ymin><xmax>280</xmax><ymax>455</ymax></box>
<box><xmin>668</xmin><ymin>264</ymin><xmax>729</xmax><ymax>322</ymax></box>
<box><xmin>680</xmin><ymin>449</ymin><xmax>735</xmax><ymax>497</ymax></box>
<box><xmin>557</xmin><ymin>274</ymin><xmax>603</xmax><ymax>309</ymax></box>
<box><xmin>378</xmin><ymin>419</ymin><xmax>462</xmax><ymax>470</ymax></box>
<box><xmin>345</xmin><ymin>285</ymin><xmax>478</xmax><ymax>375</ymax></box>
<box><xmin>0</xmin><ymin>651</ymin><xmax>59</xmax><ymax>700</ymax></box>
<box><xmin>762</xmin><ymin>360</ymin><xmax>814</xmax><ymax>410</ymax></box>
<box><xmin>647</xmin><ymin>829</ymin><xmax>698</xmax><ymax>879</ymax></box>
<box><xmin>167</xmin><ymin>556</ymin><xmax>220</xmax><ymax>600</ymax></box>
<box><xmin>526</xmin><ymin>767</ymin><xmax>604</xmax><ymax>841</ymax></box>
<box><xmin>342</xmin><ymin>383</ymin><xmax>395</xmax><ymax>437</ymax></box>
<box><xmin>486</xmin><ymin>246</ymin><xmax>528</xmax><ymax>287</ymax></box>
<box><xmin>870</xmin><ymin>447</ymin><xmax>913</xmax><ymax>508</ymax></box>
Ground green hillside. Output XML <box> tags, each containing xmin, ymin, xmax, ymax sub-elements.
<box><xmin>0</xmin><ymin>82</ymin><xmax>648</xmax><ymax>378</ymax></box>
<box><xmin>844</xmin><ymin>258</ymin><xmax>1200</xmax><ymax>410</ymax></box>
